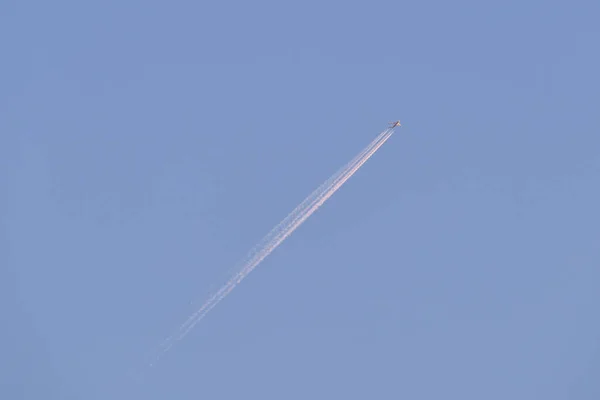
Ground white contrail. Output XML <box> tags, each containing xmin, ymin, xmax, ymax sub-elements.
<box><xmin>174</xmin><ymin>129</ymin><xmax>393</xmax><ymax>340</ymax></box>
<box><xmin>170</xmin><ymin>129</ymin><xmax>393</xmax><ymax>341</ymax></box>
<box><xmin>163</xmin><ymin>129</ymin><xmax>392</xmax><ymax>343</ymax></box>
<box><xmin>154</xmin><ymin>127</ymin><xmax>395</xmax><ymax>361</ymax></box>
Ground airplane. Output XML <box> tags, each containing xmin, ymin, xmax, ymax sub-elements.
<box><xmin>389</xmin><ymin>120</ymin><xmax>401</xmax><ymax>128</ymax></box>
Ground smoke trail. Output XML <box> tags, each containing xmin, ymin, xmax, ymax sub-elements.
<box><xmin>154</xmin><ymin>127</ymin><xmax>395</xmax><ymax>361</ymax></box>
<box><xmin>162</xmin><ymin>129</ymin><xmax>392</xmax><ymax>346</ymax></box>
<box><xmin>171</xmin><ymin>129</ymin><xmax>392</xmax><ymax>341</ymax></box>
<box><xmin>174</xmin><ymin>129</ymin><xmax>394</xmax><ymax>341</ymax></box>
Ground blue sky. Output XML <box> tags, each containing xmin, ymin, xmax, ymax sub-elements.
<box><xmin>2</xmin><ymin>0</ymin><xmax>599</xmax><ymax>398</ymax></box>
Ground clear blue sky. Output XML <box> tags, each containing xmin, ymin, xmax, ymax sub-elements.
<box><xmin>2</xmin><ymin>0</ymin><xmax>599</xmax><ymax>399</ymax></box>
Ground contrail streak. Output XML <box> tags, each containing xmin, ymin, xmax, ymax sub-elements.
<box><xmin>153</xmin><ymin>127</ymin><xmax>395</xmax><ymax>362</ymax></box>
<box><xmin>176</xmin><ymin>129</ymin><xmax>393</xmax><ymax>338</ymax></box>
<box><xmin>169</xmin><ymin>129</ymin><xmax>391</xmax><ymax>336</ymax></box>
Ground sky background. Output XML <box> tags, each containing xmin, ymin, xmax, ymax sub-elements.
<box><xmin>2</xmin><ymin>0</ymin><xmax>599</xmax><ymax>399</ymax></box>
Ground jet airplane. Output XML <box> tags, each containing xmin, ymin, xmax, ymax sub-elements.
<box><xmin>389</xmin><ymin>120</ymin><xmax>401</xmax><ymax>128</ymax></box>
